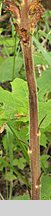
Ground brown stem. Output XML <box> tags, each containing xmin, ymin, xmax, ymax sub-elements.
<box><xmin>21</xmin><ymin>0</ymin><xmax>40</xmax><ymax>200</ymax></box>
<box><xmin>4</xmin><ymin>0</ymin><xmax>41</xmax><ymax>200</ymax></box>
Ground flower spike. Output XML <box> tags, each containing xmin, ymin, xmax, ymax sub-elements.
<box><xmin>4</xmin><ymin>0</ymin><xmax>21</xmax><ymax>24</ymax></box>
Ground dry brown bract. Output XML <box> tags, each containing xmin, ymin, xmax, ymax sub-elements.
<box><xmin>4</xmin><ymin>0</ymin><xmax>45</xmax><ymax>40</ymax></box>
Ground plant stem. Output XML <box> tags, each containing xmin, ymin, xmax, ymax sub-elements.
<box><xmin>21</xmin><ymin>0</ymin><xmax>40</xmax><ymax>200</ymax></box>
<box><xmin>12</xmin><ymin>33</ymin><xmax>17</xmax><ymax>81</ymax></box>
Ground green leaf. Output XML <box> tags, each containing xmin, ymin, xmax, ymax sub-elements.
<box><xmin>4</xmin><ymin>172</ymin><xmax>17</xmax><ymax>182</ymax></box>
<box><xmin>0</xmin><ymin>54</ymin><xmax>23</xmax><ymax>82</ymax></box>
<box><xmin>0</xmin><ymin>78</ymin><xmax>28</xmax><ymax>125</ymax></box>
<box><xmin>34</xmin><ymin>52</ymin><xmax>47</xmax><ymax>66</ymax></box>
<box><xmin>39</xmin><ymin>100</ymin><xmax>51</xmax><ymax>128</ymax></box>
<box><xmin>0</xmin><ymin>36</ymin><xmax>19</xmax><ymax>55</ymax></box>
<box><xmin>0</xmin><ymin>157</ymin><xmax>29</xmax><ymax>186</ymax></box>
<box><xmin>40</xmin><ymin>155</ymin><xmax>49</xmax><ymax>171</ymax></box>
<box><xmin>45</xmin><ymin>124</ymin><xmax>51</xmax><ymax>142</ymax></box>
<box><xmin>16</xmin><ymin>124</ymin><xmax>29</xmax><ymax>143</ymax></box>
<box><xmin>33</xmin><ymin>36</ymin><xmax>51</xmax><ymax>66</ymax></box>
<box><xmin>40</xmin><ymin>128</ymin><xmax>47</xmax><ymax>147</ymax></box>
<box><xmin>37</xmin><ymin>68</ymin><xmax>51</xmax><ymax>101</ymax></box>
<box><xmin>0</xmin><ymin>157</ymin><xmax>9</xmax><ymax>171</ymax></box>
<box><xmin>41</xmin><ymin>174</ymin><xmax>51</xmax><ymax>200</ymax></box>
<box><xmin>13</xmin><ymin>157</ymin><xmax>26</xmax><ymax>170</ymax></box>
<box><xmin>7</xmin><ymin>122</ymin><xmax>30</xmax><ymax>165</ymax></box>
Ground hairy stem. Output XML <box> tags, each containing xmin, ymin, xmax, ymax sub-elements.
<box><xmin>21</xmin><ymin>0</ymin><xmax>40</xmax><ymax>200</ymax></box>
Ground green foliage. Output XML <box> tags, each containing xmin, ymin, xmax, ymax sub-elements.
<box><xmin>40</xmin><ymin>155</ymin><xmax>49</xmax><ymax>171</ymax></box>
<box><xmin>0</xmin><ymin>78</ymin><xmax>28</xmax><ymax>124</ymax></box>
<box><xmin>4</xmin><ymin>172</ymin><xmax>17</xmax><ymax>182</ymax></box>
<box><xmin>41</xmin><ymin>174</ymin><xmax>51</xmax><ymax>200</ymax></box>
<box><xmin>0</xmin><ymin>9</ymin><xmax>51</xmax><ymax>200</ymax></box>
<box><xmin>0</xmin><ymin>71</ymin><xmax>51</xmax><ymax>199</ymax></box>
<box><xmin>0</xmin><ymin>55</ymin><xmax>23</xmax><ymax>82</ymax></box>
<box><xmin>33</xmin><ymin>36</ymin><xmax>51</xmax><ymax>67</ymax></box>
<box><xmin>12</xmin><ymin>194</ymin><xmax>30</xmax><ymax>200</ymax></box>
<box><xmin>37</xmin><ymin>68</ymin><xmax>51</xmax><ymax>101</ymax></box>
<box><xmin>13</xmin><ymin>157</ymin><xmax>26</xmax><ymax>170</ymax></box>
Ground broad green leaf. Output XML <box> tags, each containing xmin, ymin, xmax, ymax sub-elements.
<box><xmin>15</xmin><ymin>124</ymin><xmax>29</xmax><ymax>143</ymax></box>
<box><xmin>0</xmin><ymin>36</ymin><xmax>19</xmax><ymax>55</ymax></box>
<box><xmin>0</xmin><ymin>78</ymin><xmax>28</xmax><ymax>124</ymax></box>
<box><xmin>0</xmin><ymin>77</ymin><xmax>51</xmax><ymax>130</ymax></box>
<box><xmin>41</xmin><ymin>174</ymin><xmax>51</xmax><ymax>200</ymax></box>
<box><xmin>34</xmin><ymin>52</ymin><xmax>47</xmax><ymax>66</ymax></box>
<box><xmin>0</xmin><ymin>36</ymin><xmax>19</xmax><ymax>47</ymax></box>
<box><xmin>0</xmin><ymin>86</ymin><xmax>16</xmax><ymax>121</ymax></box>
<box><xmin>11</xmin><ymin>77</ymin><xmax>28</xmax><ymax>112</ymax></box>
<box><xmin>0</xmin><ymin>54</ymin><xmax>23</xmax><ymax>82</ymax></box>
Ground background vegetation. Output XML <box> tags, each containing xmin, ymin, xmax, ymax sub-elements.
<box><xmin>0</xmin><ymin>0</ymin><xmax>51</xmax><ymax>200</ymax></box>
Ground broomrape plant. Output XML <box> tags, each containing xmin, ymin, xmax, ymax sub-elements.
<box><xmin>3</xmin><ymin>0</ymin><xmax>45</xmax><ymax>199</ymax></box>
